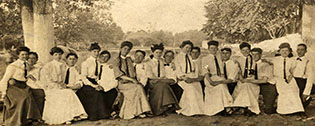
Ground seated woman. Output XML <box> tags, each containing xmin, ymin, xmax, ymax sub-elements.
<box><xmin>97</xmin><ymin>50</ymin><xmax>120</xmax><ymax>117</ymax></box>
<box><xmin>163</xmin><ymin>50</ymin><xmax>183</xmax><ymax>102</ymax></box>
<box><xmin>145</xmin><ymin>43</ymin><xmax>180</xmax><ymax>116</ymax></box>
<box><xmin>264</xmin><ymin>43</ymin><xmax>304</xmax><ymax>115</ymax></box>
<box><xmin>26</xmin><ymin>52</ymin><xmax>46</xmax><ymax>116</ymax></box>
<box><xmin>202</xmin><ymin>41</ymin><xmax>233</xmax><ymax>116</ymax></box>
<box><xmin>112</xmin><ymin>41</ymin><xmax>151</xmax><ymax>119</ymax></box>
<box><xmin>0</xmin><ymin>46</ymin><xmax>41</xmax><ymax>126</ymax></box>
<box><xmin>174</xmin><ymin>41</ymin><xmax>204</xmax><ymax>116</ymax></box>
<box><xmin>41</xmin><ymin>47</ymin><xmax>86</xmax><ymax>125</ymax></box>
<box><xmin>77</xmin><ymin>43</ymin><xmax>116</xmax><ymax>121</ymax></box>
<box><xmin>134</xmin><ymin>49</ymin><xmax>148</xmax><ymax>87</ymax></box>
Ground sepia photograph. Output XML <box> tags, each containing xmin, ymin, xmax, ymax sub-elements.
<box><xmin>1</xmin><ymin>0</ymin><xmax>315</xmax><ymax>125</ymax></box>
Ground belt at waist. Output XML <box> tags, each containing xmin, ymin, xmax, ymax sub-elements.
<box><xmin>9</xmin><ymin>78</ymin><xmax>27</xmax><ymax>89</ymax></box>
<box><xmin>294</xmin><ymin>77</ymin><xmax>307</xmax><ymax>80</ymax></box>
<box><xmin>86</xmin><ymin>77</ymin><xmax>98</xmax><ymax>85</ymax></box>
<box><xmin>260</xmin><ymin>83</ymin><xmax>274</xmax><ymax>85</ymax></box>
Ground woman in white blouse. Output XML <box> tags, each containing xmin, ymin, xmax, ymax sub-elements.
<box><xmin>112</xmin><ymin>41</ymin><xmax>151</xmax><ymax>119</ymax></box>
<box><xmin>77</xmin><ymin>43</ymin><xmax>116</xmax><ymax>121</ymax></box>
<box><xmin>26</xmin><ymin>52</ymin><xmax>45</xmax><ymax>116</ymax></box>
<box><xmin>163</xmin><ymin>50</ymin><xmax>183</xmax><ymax>102</ymax></box>
<box><xmin>265</xmin><ymin>43</ymin><xmax>304</xmax><ymax>115</ymax></box>
<box><xmin>97</xmin><ymin>50</ymin><xmax>120</xmax><ymax>118</ymax></box>
<box><xmin>134</xmin><ymin>50</ymin><xmax>148</xmax><ymax>86</ymax></box>
<box><xmin>145</xmin><ymin>43</ymin><xmax>180</xmax><ymax>116</ymax></box>
<box><xmin>202</xmin><ymin>41</ymin><xmax>234</xmax><ymax>116</ymax></box>
<box><xmin>174</xmin><ymin>40</ymin><xmax>204</xmax><ymax>116</ymax></box>
<box><xmin>0</xmin><ymin>46</ymin><xmax>41</xmax><ymax>126</ymax></box>
<box><xmin>41</xmin><ymin>47</ymin><xmax>86</xmax><ymax>124</ymax></box>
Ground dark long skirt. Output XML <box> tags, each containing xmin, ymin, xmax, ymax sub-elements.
<box><xmin>147</xmin><ymin>79</ymin><xmax>180</xmax><ymax>115</ymax></box>
<box><xmin>227</xmin><ymin>82</ymin><xmax>237</xmax><ymax>95</ymax></box>
<box><xmin>260</xmin><ymin>83</ymin><xmax>277</xmax><ymax>114</ymax></box>
<box><xmin>76</xmin><ymin>84</ymin><xmax>117</xmax><ymax>121</ymax></box>
<box><xmin>30</xmin><ymin>88</ymin><xmax>45</xmax><ymax>116</ymax></box>
<box><xmin>170</xmin><ymin>83</ymin><xmax>183</xmax><ymax>102</ymax></box>
<box><xmin>294</xmin><ymin>77</ymin><xmax>314</xmax><ymax>107</ymax></box>
<box><xmin>200</xmin><ymin>80</ymin><xmax>205</xmax><ymax>101</ymax></box>
<box><xmin>3</xmin><ymin>80</ymin><xmax>41</xmax><ymax>126</ymax></box>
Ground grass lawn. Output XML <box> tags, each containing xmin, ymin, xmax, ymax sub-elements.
<box><xmin>1</xmin><ymin>110</ymin><xmax>315</xmax><ymax>126</ymax></box>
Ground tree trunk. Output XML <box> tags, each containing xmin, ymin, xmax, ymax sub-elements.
<box><xmin>21</xmin><ymin>0</ymin><xmax>34</xmax><ymax>50</ymax></box>
<box><xmin>33</xmin><ymin>0</ymin><xmax>54</xmax><ymax>63</ymax></box>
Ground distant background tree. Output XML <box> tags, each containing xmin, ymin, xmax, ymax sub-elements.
<box><xmin>123</xmin><ymin>30</ymin><xmax>153</xmax><ymax>47</ymax></box>
<box><xmin>174</xmin><ymin>30</ymin><xmax>207</xmax><ymax>47</ymax></box>
<box><xmin>202</xmin><ymin>0</ymin><xmax>313</xmax><ymax>44</ymax></box>
<box><xmin>124</xmin><ymin>29</ymin><xmax>207</xmax><ymax>48</ymax></box>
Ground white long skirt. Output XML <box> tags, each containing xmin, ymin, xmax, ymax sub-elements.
<box><xmin>232</xmin><ymin>82</ymin><xmax>260</xmax><ymax>114</ymax></box>
<box><xmin>275</xmin><ymin>77</ymin><xmax>304</xmax><ymax>114</ymax></box>
<box><xmin>176</xmin><ymin>81</ymin><xmax>204</xmax><ymax>116</ymax></box>
<box><xmin>117</xmin><ymin>83</ymin><xmax>151</xmax><ymax>119</ymax></box>
<box><xmin>204</xmin><ymin>80</ymin><xmax>233</xmax><ymax>116</ymax></box>
<box><xmin>43</xmin><ymin>89</ymin><xmax>87</xmax><ymax>124</ymax></box>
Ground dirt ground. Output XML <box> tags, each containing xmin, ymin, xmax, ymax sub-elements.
<box><xmin>1</xmin><ymin>102</ymin><xmax>315</xmax><ymax>126</ymax></box>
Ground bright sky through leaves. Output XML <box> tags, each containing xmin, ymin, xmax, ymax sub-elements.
<box><xmin>111</xmin><ymin>0</ymin><xmax>208</xmax><ymax>33</ymax></box>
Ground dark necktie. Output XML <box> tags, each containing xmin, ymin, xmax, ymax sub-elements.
<box><xmin>185</xmin><ymin>54</ymin><xmax>192</xmax><ymax>73</ymax></box>
<box><xmin>297</xmin><ymin>57</ymin><xmax>302</xmax><ymax>61</ymax></box>
<box><xmin>99</xmin><ymin>65</ymin><xmax>103</xmax><ymax>80</ymax></box>
<box><xmin>24</xmin><ymin>62</ymin><xmax>27</xmax><ymax>79</ymax></box>
<box><xmin>134</xmin><ymin>64</ymin><xmax>138</xmax><ymax>81</ymax></box>
<box><xmin>65</xmin><ymin>68</ymin><xmax>70</xmax><ymax>84</ymax></box>
<box><xmin>125</xmin><ymin>58</ymin><xmax>130</xmax><ymax>76</ymax></box>
<box><xmin>244</xmin><ymin>57</ymin><xmax>248</xmax><ymax>78</ymax></box>
<box><xmin>249</xmin><ymin>55</ymin><xmax>253</xmax><ymax>70</ymax></box>
<box><xmin>254</xmin><ymin>63</ymin><xmax>258</xmax><ymax>80</ymax></box>
<box><xmin>284</xmin><ymin>58</ymin><xmax>288</xmax><ymax>83</ymax></box>
<box><xmin>223</xmin><ymin>62</ymin><xmax>227</xmax><ymax>79</ymax></box>
<box><xmin>158</xmin><ymin>60</ymin><xmax>160</xmax><ymax>77</ymax></box>
<box><xmin>95</xmin><ymin>60</ymin><xmax>98</xmax><ymax>76</ymax></box>
<box><xmin>214</xmin><ymin>56</ymin><xmax>221</xmax><ymax>76</ymax></box>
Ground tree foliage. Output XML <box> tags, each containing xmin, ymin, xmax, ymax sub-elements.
<box><xmin>0</xmin><ymin>1</ymin><xmax>23</xmax><ymax>50</ymax></box>
<box><xmin>0</xmin><ymin>0</ymin><xmax>124</xmax><ymax>51</ymax></box>
<box><xmin>202</xmin><ymin>0</ymin><xmax>305</xmax><ymax>44</ymax></box>
<box><xmin>53</xmin><ymin>0</ymin><xmax>124</xmax><ymax>49</ymax></box>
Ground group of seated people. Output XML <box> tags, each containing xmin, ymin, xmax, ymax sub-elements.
<box><xmin>0</xmin><ymin>40</ymin><xmax>313</xmax><ymax>126</ymax></box>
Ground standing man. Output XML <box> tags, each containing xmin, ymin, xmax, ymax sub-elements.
<box><xmin>293</xmin><ymin>43</ymin><xmax>312</xmax><ymax>107</ymax></box>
